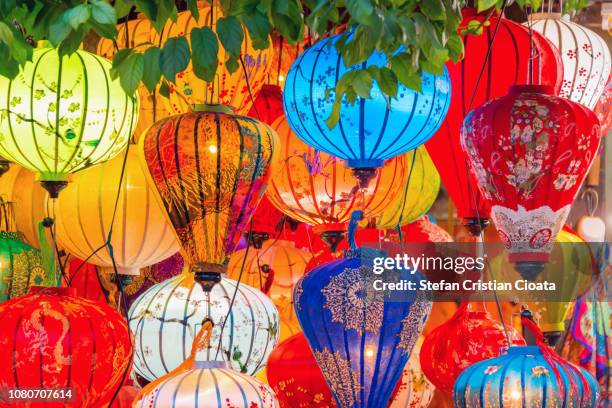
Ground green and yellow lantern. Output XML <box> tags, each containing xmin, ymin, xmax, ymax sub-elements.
<box><xmin>0</xmin><ymin>46</ymin><xmax>138</xmax><ymax>197</ymax></box>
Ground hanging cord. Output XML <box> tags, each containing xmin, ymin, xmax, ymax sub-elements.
<box><xmin>241</xmin><ymin>54</ymin><xmax>260</xmax><ymax>119</ymax></box>
<box><xmin>462</xmin><ymin>0</ymin><xmax>513</xmax><ymax>345</ymax></box>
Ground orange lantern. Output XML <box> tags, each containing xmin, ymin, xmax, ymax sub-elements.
<box><xmin>227</xmin><ymin>239</ymin><xmax>311</xmax><ymax>323</ymax></box>
<box><xmin>266</xmin><ymin>116</ymin><xmax>407</xmax><ymax>251</ymax></box>
<box><xmin>139</xmin><ymin>106</ymin><xmax>278</xmax><ymax>288</ymax></box>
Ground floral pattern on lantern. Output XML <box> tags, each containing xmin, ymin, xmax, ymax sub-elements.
<box><xmin>389</xmin><ymin>338</ymin><xmax>435</xmax><ymax>408</ymax></box>
<box><xmin>128</xmin><ymin>272</ymin><xmax>279</xmax><ymax>380</ymax></box>
<box><xmin>0</xmin><ymin>47</ymin><xmax>136</xmax><ymax>183</ymax></box>
<box><xmin>461</xmin><ymin>85</ymin><xmax>600</xmax><ymax>269</ymax></box>
<box><xmin>529</xmin><ymin>13</ymin><xmax>611</xmax><ymax>109</ymax></box>
<box><xmin>283</xmin><ymin>34</ymin><xmax>451</xmax><ymax>169</ymax></box>
<box><xmin>0</xmin><ymin>287</ymin><xmax>132</xmax><ymax>407</ymax></box>
<box><xmin>453</xmin><ymin>346</ymin><xmax>600</xmax><ymax>408</ymax></box>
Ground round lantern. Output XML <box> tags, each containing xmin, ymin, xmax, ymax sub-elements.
<box><xmin>111</xmin><ymin>385</ymin><xmax>139</xmax><ymax>408</ymax></box>
<box><xmin>420</xmin><ymin>303</ymin><xmax>525</xmax><ymax>395</ymax></box>
<box><xmin>425</xmin><ymin>11</ymin><xmax>563</xmax><ymax>234</ymax></box>
<box><xmin>0</xmin><ymin>287</ymin><xmax>132</xmax><ymax>406</ymax></box>
<box><xmin>128</xmin><ymin>272</ymin><xmax>279</xmax><ymax>380</ymax></box>
<box><xmin>134</xmin><ymin>321</ymin><xmax>278</xmax><ymax>407</ymax></box>
<box><xmin>55</xmin><ymin>148</ymin><xmax>179</xmax><ymax>275</ymax></box>
<box><xmin>0</xmin><ymin>231</ymin><xmax>49</xmax><ymax>302</ymax></box>
<box><xmin>138</xmin><ymin>107</ymin><xmax>278</xmax><ymax>288</ymax></box>
<box><xmin>594</xmin><ymin>75</ymin><xmax>612</xmax><ymax>136</ymax></box>
<box><xmin>283</xmin><ymin>34</ymin><xmax>451</xmax><ymax>176</ymax></box>
<box><xmin>398</xmin><ymin>216</ymin><xmax>454</xmax><ymax>243</ymax></box>
<box><xmin>294</xmin><ymin>248</ymin><xmax>432</xmax><ymax>407</ymax></box>
<box><xmin>0</xmin><ymin>165</ymin><xmax>47</xmax><ymax>248</ymax></box>
<box><xmin>376</xmin><ymin>148</ymin><xmax>440</xmax><ymax>229</ymax></box>
<box><xmin>577</xmin><ymin>215</ymin><xmax>607</xmax><ymax>242</ymax></box>
<box><xmin>0</xmin><ymin>47</ymin><xmax>137</xmax><ymax>197</ymax></box>
<box><xmin>389</xmin><ymin>338</ymin><xmax>435</xmax><ymax>408</ymax></box>
<box><xmin>461</xmin><ymin>84</ymin><xmax>600</xmax><ymax>279</ymax></box>
<box><xmin>266</xmin><ymin>116</ymin><xmax>406</xmax><ymax>251</ymax></box>
<box><xmin>453</xmin><ymin>345</ymin><xmax>600</xmax><ymax>407</ymax></box>
<box><xmin>529</xmin><ymin>13</ymin><xmax>611</xmax><ymax>109</ymax></box>
<box><xmin>227</xmin><ymin>239</ymin><xmax>311</xmax><ymax>323</ymax></box>
<box><xmin>267</xmin><ymin>333</ymin><xmax>336</xmax><ymax>408</ymax></box>
<box><xmin>248</xmin><ymin>84</ymin><xmax>285</xmax><ymax>125</ymax></box>
<box><xmin>491</xmin><ymin>228</ymin><xmax>596</xmax><ymax>345</ymax></box>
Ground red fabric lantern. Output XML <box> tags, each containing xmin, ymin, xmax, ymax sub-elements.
<box><xmin>110</xmin><ymin>385</ymin><xmax>139</xmax><ymax>408</ymax></box>
<box><xmin>267</xmin><ymin>333</ymin><xmax>336</xmax><ymax>407</ymax></box>
<box><xmin>0</xmin><ymin>287</ymin><xmax>132</xmax><ymax>407</ymax></box>
<box><xmin>64</xmin><ymin>258</ymin><xmax>107</xmax><ymax>303</ymax></box>
<box><xmin>247</xmin><ymin>195</ymin><xmax>293</xmax><ymax>247</ymax></box>
<box><xmin>594</xmin><ymin>74</ymin><xmax>612</xmax><ymax>136</ymax></box>
<box><xmin>420</xmin><ymin>303</ymin><xmax>525</xmax><ymax>395</ymax></box>
<box><xmin>425</xmin><ymin>10</ymin><xmax>563</xmax><ymax>235</ymax></box>
<box><xmin>398</xmin><ymin>216</ymin><xmax>453</xmax><ymax>243</ymax></box>
<box><xmin>462</xmin><ymin>84</ymin><xmax>600</xmax><ymax>278</ymax></box>
<box><xmin>248</xmin><ymin>84</ymin><xmax>285</xmax><ymax>125</ymax></box>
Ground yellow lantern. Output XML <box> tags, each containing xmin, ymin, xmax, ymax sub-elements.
<box><xmin>97</xmin><ymin>4</ymin><xmax>272</xmax><ymax>117</ymax></box>
<box><xmin>0</xmin><ymin>166</ymin><xmax>47</xmax><ymax>248</ymax></box>
<box><xmin>0</xmin><ymin>47</ymin><xmax>137</xmax><ymax>197</ymax></box>
<box><xmin>227</xmin><ymin>239</ymin><xmax>311</xmax><ymax>323</ymax></box>
<box><xmin>377</xmin><ymin>147</ymin><xmax>440</xmax><ymax>229</ymax></box>
<box><xmin>490</xmin><ymin>228</ymin><xmax>596</xmax><ymax>341</ymax></box>
<box><xmin>55</xmin><ymin>148</ymin><xmax>179</xmax><ymax>275</ymax></box>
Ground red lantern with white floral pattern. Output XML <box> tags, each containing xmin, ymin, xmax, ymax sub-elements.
<box><xmin>461</xmin><ymin>85</ymin><xmax>600</xmax><ymax>279</ymax></box>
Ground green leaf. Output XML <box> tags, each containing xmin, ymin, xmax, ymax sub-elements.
<box><xmin>241</xmin><ymin>12</ymin><xmax>272</xmax><ymax>49</ymax></box>
<box><xmin>48</xmin><ymin>14</ymin><xmax>72</xmax><ymax>45</ymax></box>
<box><xmin>420</xmin><ymin>0</ymin><xmax>445</xmax><ymax>21</ymax></box>
<box><xmin>159</xmin><ymin>79</ymin><xmax>170</xmax><ymax>98</ymax></box>
<box><xmin>58</xmin><ymin>28</ymin><xmax>85</xmax><ymax>56</ymax></box>
<box><xmin>0</xmin><ymin>21</ymin><xmax>14</xmax><ymax>45</ymax></box>
<box><xmin>345</xmin><ymin>0</ymin><xmax>373</xmax><ymax>25</ymax></box>
<box><xmin>447</xmin><ymin>34</ymin><xmax>464</xmax><ymax>62</ymax></box>
<box><xmin>217</xmin><ymin>16</ymin><xmax>243</xmax><ymax>57</ymax></box>
<box><xmin>226</xmin><ymin>55</ymin><xmax>239</xmax><ymax>74</ymax></box>
<box><xmin>134</xmin><ymin>0</ymin><xmax>157</xmax><ymax>20</ymax></box>
<box><xmin>476</xmin><ymin>0</ymin><xmax>499</xmax><ymax>12</ymax></box>
<box><xmin>160</xmin><ymin>36</ymin><xmax>190</xmax><ymax>83</ymax></box>
<box><xmin>352</xmin><ymin>70</ymin><xmax>372</xmax><ymax>99</ymax></box>
<box><xmin>390</xmin><ymin>53</ymin><xmax>422</xmax><ymax>92</ymax></box>
<box><xmin>114</xmin><ymin>0</ymin><xmax>134</xmax><ymax>18</ymax></box>
<box><xmin>142</xmin><ymin>47</ymin><xmax>161</xmax><ymax>92</ymax></box>
<box><xmin>111</xmin><ymin>48</ymin><xmax>133</xmax><ymax>80</ymax></box>
<box><xmin>64</xmin><ymin>4</ymin><xmax>91</xmax><ymax>30</ymax></box>
<box><xmin>325</xmin><ymin>99</ymin><xmax>341</xmax><ymax>129</ymax></box>
<box><xmin>376</xmin><ymin>67</ymin><xmax>399</xmax><ymax>98</ymax></box>
<box><xmin>186</xmin><ymin>0</ymin><xmax>199</xmax><ymax>20</ymax></box>
<box><xmin>0</xmin><ymin>43</ymin><xmax>19</xmax><ymax>78</ymax></box>
<box><xmin>117</xmin><ymin>52</ymin><xmax>144</xmax><ymax>95</ymax></box>
<box><xmin>90</xmin><ymin>0</ymin><xmax>116</xmax><ymax>26</ymax></box>
<box><xmin>190</xmin><ymin>27</ymin><xmax>218</xmax><ymax>82</ymax></box>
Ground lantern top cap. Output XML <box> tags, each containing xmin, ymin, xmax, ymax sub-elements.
<box><xmin>505</xmin><ymin>345</ymin><xmax>542</xmax><ymax>356</ymax></box>
<box><xmin>29</xmin><ymin>286</ymin><xmax>77</xmax><ymax>297</ymax></box>
<box><xmin>509</xmin><ymin>84</ymin><xmax>555</xmax><ymax>95</ymax></box>
<box><xmin>530</xmin><ymin>12</ymin><xmax>570</xmax><ymax>22</ymax></box>
<box><xmin>192</xmin><ymin>103</ymin><xmax>234</xmax><ymax>114</ymax></box>
<box><xmin>193</xmin><ymin>361</ymin><xmax>232</xmax><ymax>369</ymax></box>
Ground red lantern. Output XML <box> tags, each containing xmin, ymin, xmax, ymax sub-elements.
<box><xmin>462</xmin><ymin>84</ymin><xmax>600</xmax><ymax>278</ymax></box>
<box><xmin>420</xmin><ymin>303</ymin><xmax>525</xmax><ymax>395</ymax></box>
<box><xmin>110</xmin><ymin>385</ymin><xmax>139</xmax><ymax>408</ymax></box>
<box><xmin>247</xmin><ymin>195</ymin><xmax>294</xmax><ymax>247</ymax></box>
<box><xmin>248</xmin><ymin>84</ymin><xmax>284</xmax><ymax>125</ymax></box>
<box><xmin>425</xmin><ymin>10</ymin><xmax>563</xmax><ymax>235</ymax></box>
<box><xmin>594</xmin><ymin>74</ymin><xmax>612</xmax><ymax>136</ymax></box>
<box><xmin>267</xmin><ymin>333</ymin><xmax>336</xmax><ymax>407</ymax></box>
<box><xmin>0</xmin><ymin>287</ymin><xmax>132</xmax><ymax>407</ymax></box>
<box><xmin>398</xmin><ymin>216</ymin><xmax>453</xmax><ymax>243</ymax></box>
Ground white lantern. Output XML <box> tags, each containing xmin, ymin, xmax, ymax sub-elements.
<box><xmin>128</xmin><ymin>272</ymin><xmax>279</xmax><ymax>380</ymax></box>
<box><xmin>389</xmin><ymin>338</ymin><xmax>435</xmax><ymax>408</ymax></box>
<box><xmin>528</xmin><ymin>13</ymin><xmax>611</xmax><ymax>109</ymax></box>
<box><xmin>577</xmin><ymin>215</ymin><xmax>606</xmax><ymax>242</ymax></box>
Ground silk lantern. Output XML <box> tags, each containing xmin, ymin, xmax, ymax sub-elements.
<box><xmin>529</xmin><ymin>13</ymin><xmax>611</xmax><ymax>109</ymax></box>
<box><xmin>389</xmin><ymin>338</ymin><xmax>435</xmax><ymax>408</ymax></box>
<box><xmin>111</xmin><ymin>385</ymin><xmax>139</xmax><ymax>408</ymax></box>
<box><xmin>248</xmin><ymin>84</ymin><xmax>285</xmax><ymax>125</ymax></box>
<box><xmin>0</xmin><ymin>47</ymin><xmax>137</xmax><ymax>197</ymax></box>
<box><xmin>227</xmin><ymin>239</ymin><xmax>311</xmax><ymax>323</ymax></box>
<box><xmin>376</xmin><ymin>148</ymin><xmax>439</xmax><ymax>229</ymax></box>
<box><xmin>134</xmin><ymin>321</ymin><xmax>279</xmax><ymax>407</ymax></box>
<box><xmin>594</xmin><ymin>75</ymin><xmax>612</xmax><ymax>136</ymax></box>
<box><xmin>139</xmin><ymin>106</ymin><xmax>277</xmax><ymax>288</ymax></box>
<box><xmin>425</xmin><ymin>10</ymin><xmax>563</xmax><ymax>234</ymax></box>
<box><xmin>491</xmin><ymin>228</ymin><xmax>596</xmax><ymax>345</ymax></box>
<box><xmin>0</xmin><ymin>287</ymin><xmax>132</xmax><ymax>406</ymax></box>
<box><xmin>453</xmin><ymin>345</ymin><xmax>600</xmax><ymax>407</ymax></box>
<box><xmin>283</xmin><ymin>33</ymin><xmax>451</xmax><ymax>183</ymax></box>
<box><xmin>0</xmin><ymin>231</ymin><xmax>49</xmax><ymax>302</ymax></box>
<box><xmin>245</xmin><ymin>195</ymin><xmax>289</xmax><ymax>248</ymax></box>
<box><xmin>55</xmin><ymin>148</ymin><xmax>179</xmax><ymax>276</ymax></box>
<box><xmin>128</xmin><ymin>272</ymin><xmax>279</xmax><ymax>380</ymax></box>
<box><xmin>420</xmin><ymin>303</ymin><xmax>526</xmax><ymax>395</ymax></box>
<box><xmin>267</xmin><ymin>333</ymin><xmax>336</xmax><ymax>408</ymax></box>
<box><xmin>294</xmin><ymin>247</ymin><xmax>432</xmax><ymax>407</ymax></box>
<box><xmin>266</xmin><ymin>116</ymin><xmax>406</xmax><ymax>251</ymax></box>
<box><xmin>461</xmin><ymin>84</ymin><xmax>600</xmax><ymax>279</ymax></box>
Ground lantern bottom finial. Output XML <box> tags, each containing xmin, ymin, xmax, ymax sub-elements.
<box><xmin>462</xmin><ymin>217</ymin><xmax>490</xmax><ymax>236</ymax></box>
<box><xmin>351</xmin><ymin>168</ymin><xmax>378</xmax><ymax>189</ymax></box>
<box><xmin>0</xmin><ymin>159</ymin><xmax>10</xmax><ymax>177</ymax></box>
<box><xmin>246</xmin><ymin>231</ymin><xmax>269</xmax><ymax>249</ymax></box>
<box><xmin>40</xmin><ymin>180</ymin><xmax>69</xmax><ymax>199</ymax></box>
<box><xmin>192</xmin><ymin>262</ymin><xmax>227</xmax><ymax>292</ymax></box>
<box><xmin>514</xmin><ymin>261</ymin><xmax>545</xmax><ymax>281</ymax></box>
<box><xmin>319</xmin><ymin>230</ymin><xmax>346</xmax><ymax>253</ymax></box>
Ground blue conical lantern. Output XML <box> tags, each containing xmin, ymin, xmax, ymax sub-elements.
<box><xmin>283</xmin><ymin>34</ymin><xmax>451</xmax><ymax>175</ymax></box>
<box><xmin>453</xmin><ymin>346</ymin><xmax>600</xmax><ymax>408</ymax></box>
<box><xmin>293</xmin><ymin>245</ymin><xmax>431</xmax><ymax>407</ymax></box>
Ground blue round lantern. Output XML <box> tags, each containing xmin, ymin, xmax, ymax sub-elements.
<box><xmin>283</xmin><ymin>34</ymin><xmax>451</xmax><ymax>171</ymax></box>
<box><xmin>293</xmin><ymin>247</ymin><xmax>431</xmax><ymax>407</ymax></box>
<box><xmin>453</xmin><ymin>346</ymin><xmax>600</xmax><ymax>408</ymax></box>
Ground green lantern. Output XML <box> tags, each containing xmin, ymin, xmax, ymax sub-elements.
<box><xmin>0</xmin><ymin>46</ymin><xmax>138</xmax><ymax>197</ymax></box>
<box><xmin>0</xmin><ymin>231</ymin><xmax>49</xmax><ymax>302</ymax></box>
